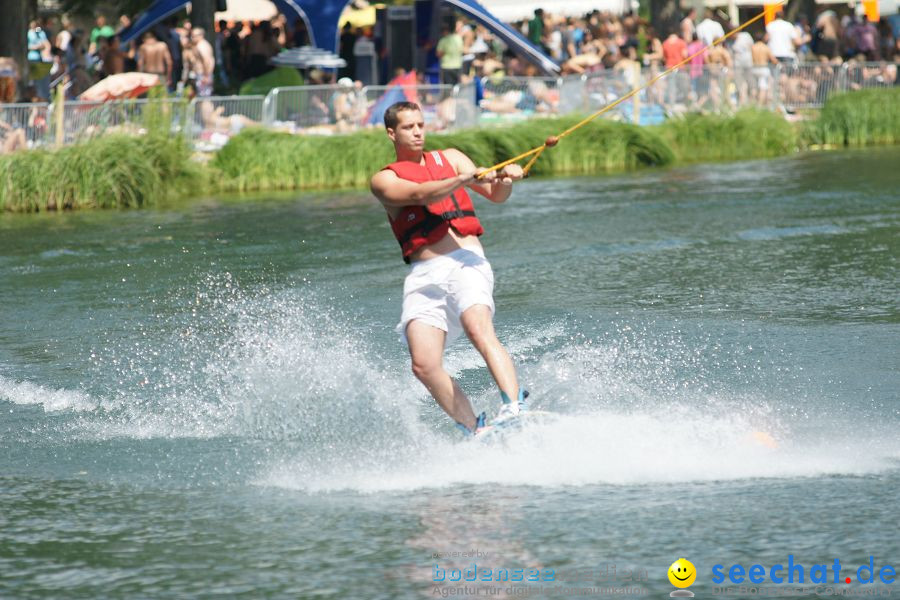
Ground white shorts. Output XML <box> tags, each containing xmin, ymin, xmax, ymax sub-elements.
<box><xmin>397</xmin><ymin>246</ymin><xmax>495</xmax><ymax>347</ymax></box>
<box><xmin>754</xmin><ymin>67</ymin><xmax>771</xmax><ymax>91</ymax></box>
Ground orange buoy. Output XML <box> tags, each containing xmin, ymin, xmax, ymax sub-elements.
<box><xmin>750</xmin><ymin>431</ymin><xmax>778</xmax><ymax>449</ymax></box>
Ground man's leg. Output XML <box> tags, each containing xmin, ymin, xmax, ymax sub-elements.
<box><xmin>406</xmin><ymin>319</ymin><xmax>477</xmax><ymax>430</ymax></box>
<box><xmin>459</xmin><ymin>304</ymin><xmax>519</xmax><ymax>401</ymax></box>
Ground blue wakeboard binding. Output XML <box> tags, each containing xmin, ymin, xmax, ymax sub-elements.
<box><xmin>456</xmin><ymin>411</ymin><xmax>487</xmax><ymax>437</ymax></box>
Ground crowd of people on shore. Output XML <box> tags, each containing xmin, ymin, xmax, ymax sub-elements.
<box><xmin>6</xmin><ymin>5</ymin><xmax>898</xmax><ymax>103</ymax></box>
<box><xmin>1</xmin><ymin>4</ymin><xmax>898</xmax><ymax>154</ymax></box>
<box><xmin>439</xmin><ymin>7</ymin><xmax>898</xmax><ymax>84</ymax></box>
<box><xmin>520</xmin><ymin>6</ymin><xmax>897</xmax><ymax>72</ymax></box>
<box><xmin>428</xmin><ymin>7</ymin><xmax>897</xmax><ymax>118</ymax></box>
<box><xmin>16</xmin><ymin>13</ymin><xmax>310</xmax><ymax>101</ymax></box>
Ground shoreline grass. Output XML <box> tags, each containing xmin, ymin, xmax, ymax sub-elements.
<box><xmin>656</xmin><ymin>108</ymin><xmax>797</xmax><ymax>163</ymax></box>
<box><xmin>1</xmin><ymin>88</ymin><xmax>897</xmax><ymax>212</ymax></box>
<box><xmin>802</xmin><ymin>87</ymin><xmax>899</xmax><ymax>148</ymax></box>
<box><xmin>211</xmin><ymin>116</ymin><xmax>676</xmax><ymax>194</ymax></box>
<box><xmin>0</xmin><ymin>132</ymin><xmax>205</xmax><ymax>212</ymax></box>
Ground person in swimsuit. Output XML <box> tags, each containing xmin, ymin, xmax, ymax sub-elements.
<box><xmin>369</xmin><ymin>101</ymin><xmax>527</xmax><ymax>436</ymax></box>
<box><xmin>137</xmin><ymin>30</ymin><xmax>172</xmax><ymax>88</ymax></box>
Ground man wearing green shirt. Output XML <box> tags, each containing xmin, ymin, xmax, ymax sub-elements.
<box><xmin>436</xmin><ymin>22</ymin><xmax>463</xmax><ymax>85</ymax></box>
<box><xmin>89</xmin><ymin>15</ymin><xmax>115</xmax><ymax>56</ymax></box>
<box><xmin>528</xmin><ymin>9</ymin><xmax>544</xmax><ymax>48</ymax></box>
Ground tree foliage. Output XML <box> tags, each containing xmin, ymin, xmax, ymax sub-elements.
<box><xmin>0</xmin><ymin>0</ymin><xmax>28</xmax><ymax>88</ymax></box>
<box><xmin>649</xmin><ymin>0</ymin><xmax>679</xmax><ymax>38</ymax></box>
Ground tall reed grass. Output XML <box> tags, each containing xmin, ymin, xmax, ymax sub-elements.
<box><xmin>212</xmin><ymin>116</ymin><xmax>675</xmax><ymax>193</ymax></box>
<box><xmin>2</xmin><ymin>88</ymin><xmax>898</xmax><ymax>212</ymax></box>
<box><xmin>804</xmin><ymin>88</ymin><xmax>900</xmax><ymax>147</ymax></box>
<box><xmin>657</xmin><ymin>109</ymin><xmax>797</xmax><ymax>163</ymax></box>
<box><xmin>0</xmin><ymin>93</ymin><xmax>201</xmax><ymax>212</ymax></box>
<box><xmin>433</xmin><ymin>117</ymin><xmax>675</xmax><ymax>177</ymax></box>
<box><xmin>0</xmin><ymin>132</ymin><xmax>202</xmax><ymax>211</ymax></box>
<box><xmin>213</xmin><ymin>128</ymin><xmax>396</xmax><ymax>192</ymax></box>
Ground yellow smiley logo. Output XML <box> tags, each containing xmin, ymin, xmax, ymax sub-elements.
<box><xmin>668</xmin><ymin>558</ymin><xmax>697</xmax><ymax>588</ymax></box>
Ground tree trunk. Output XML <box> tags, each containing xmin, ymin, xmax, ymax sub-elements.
<box><xmin>650</xmin><ymin>0</ymin><xmax>681</xmax><ymax>39</ymax></box>
<box><xmin>787</xmin><ymin>0</ymin><xmax>817</xmax><ymax>27</ymax></box>
<box><xmin>191</xmin><ymin>0</ymin><xmax>216</xmax><ymax>47</ymax></box>
<box><xmin>0</xmin><ymin>0</ymin><xmax>28</xmax><ymax>97</ymax></box>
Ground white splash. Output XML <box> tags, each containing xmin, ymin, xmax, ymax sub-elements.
<box><xmin>0</xmin><ymin>375</ymin><xmax>106</xmax><ymax>413</ymax></box>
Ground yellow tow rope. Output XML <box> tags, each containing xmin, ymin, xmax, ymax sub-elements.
<box><xmin>479</xmin><ymin>1</ymin><xmax>786</xmax><ymax>178</ymax></box>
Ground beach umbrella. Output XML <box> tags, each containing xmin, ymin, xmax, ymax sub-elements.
<box><xmin>79</xmin><ymin>72</ymin><xmax>162</xmax><ymax>102</ymax></box>
<box><xmin>270</xmin><ymin>47</ymin><xmax>348</xmax><ymax>69</ymax></box>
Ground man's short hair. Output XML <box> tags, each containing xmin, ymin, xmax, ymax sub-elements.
<box><xmin>384</xmin><ymin>101</ymin><xmax>422</xmax><ymax>129</ymax></box>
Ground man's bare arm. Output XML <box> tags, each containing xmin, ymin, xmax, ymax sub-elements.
<box><xmin>445</xmin><ymin>148</ymin><xmax>522</xmax><ymax>203</ymax></box>
<box><xmin>370</xmin><ymin>168</ymin><xmax>474</xmax><ymax>208</ymax></box>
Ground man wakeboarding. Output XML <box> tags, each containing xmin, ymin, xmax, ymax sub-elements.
<box><xmin>370</xmin><ymin>101</ymin><xmax>527</xmax><ymax>436</ymax></box>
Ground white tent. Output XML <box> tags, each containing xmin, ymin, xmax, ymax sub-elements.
<box><xmin>477</xmin><ymin>0</ymin><xmax>632</xmax><ymax>21</ymax></box>
<box><xmin>703</xmin><ymin>0</ymin><xmax>762</xmax><ymax>6</ymax></box>
<box><xmin>704</xmin><ymin>0</ymin><xmax>897</xmax><ymax>24</ymax></box>
<box><xmin>814</xmin><ymin>0</ymin><xmax>896</xmax><ymax>8</ymax></box>
<box><xmin>705</xmin><ymin>0</ymin><xmax>896</xmax><ymax>9</ymax></box>
<box><xmin>214</xmin><ymin>0</ymin><xmax>278</xmax><ymax>22</ymax></box>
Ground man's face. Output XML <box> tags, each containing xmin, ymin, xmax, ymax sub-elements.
<box><xmin>388</xmin><ymin>109</ymin><xmax>425</xmax><ymax>152</ymax></box>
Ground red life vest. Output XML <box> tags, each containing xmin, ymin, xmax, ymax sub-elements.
<box><xmin>384</xmin><ymin>150</ymin><xmax>484</xmax><ymax>263</ymax></box>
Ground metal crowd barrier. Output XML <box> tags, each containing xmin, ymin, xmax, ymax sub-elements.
<box><xmin>480</xmin><ymin>66</ymin><xmax>780</xmax><ymax>126</ymax></box>
<box><xmin>0</xmin><ymin>102</ymin><xmax>50</xmax><ymax>149</ymax></box>
<box><xmin>362</xmin><ymin>83</ymin><xmax>467</xmax><ymax>132</ymax></box>
<box><xmin>775</xmin><ymin>63</ymin><xmax>844</xmax><ymax>110</ymax></box>
<box><xmin>51</xmin><ymin>97</ymin><xmax>189</xmax><ymax>146</ymax></box>
<box><xmin>477</xmin><ymin>62</ymin><xmax>894</xmax><ymax>125</ymax></box>
<box><xmin>645</xmin><ymin>64</ymin><xmax>776</xmax><ymax>116</ymax></box>
<box><xmin>775</xmin><ymin>61</ymin><xmax>897</xmax><ymax>110</ymax></box>
<box><xmin>452</xmin><ymin>82</ymin><xmax>479</xmax><ymax>130</ymax></box>
<box><xmin>263</xmin><ymin>84</ymin><xmax>358</xmax><ymax>132</ymax></box>
<box><xmin>478</xmin><ymin>76</ymin><xmax>563</xmax><ymax>123</ymax></box>
<box><xmin>188</xmin><ymin>95</ymin><xmax>265</xmax><ymax>150</ymax></box>
<box><xmin>0</xmin><ymin>62</ymin><xmax>894</xmax><ymax>155</ymax></box>
<box><xmin>844</xmin><ymin>61</ymin><xmax>897</xmax><ymax>91</ymax></box>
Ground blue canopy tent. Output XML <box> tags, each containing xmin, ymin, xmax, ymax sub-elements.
<box><xmin>118</xmin><ymin>0</ymin><xmax>557</xmax><ymax>74</ymax></box>
<box><xmin>118</xmin><ymin>0</ymin><xmax>310</xmax><ymax>44</ymax></box>
<box><xmin>441</xmin><ymin>0</ymin><xmax>558</xmax><ymax>74</ymax></box>
<box><xmin>119</xmin><ymin>0</ymin><xmax>190</xmax><ymax>44</ymax></box>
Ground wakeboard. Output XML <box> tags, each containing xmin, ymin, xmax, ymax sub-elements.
<box><xmin>473</xmin><ymin>410</ymin><xmax>558</xmax><ymax>441</ymax></box>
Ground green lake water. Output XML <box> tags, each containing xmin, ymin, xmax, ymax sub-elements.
<box><xmin>1</xmin><ymin>147</ymin><xmax>898</xmax><ymax>598</ymax></box>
